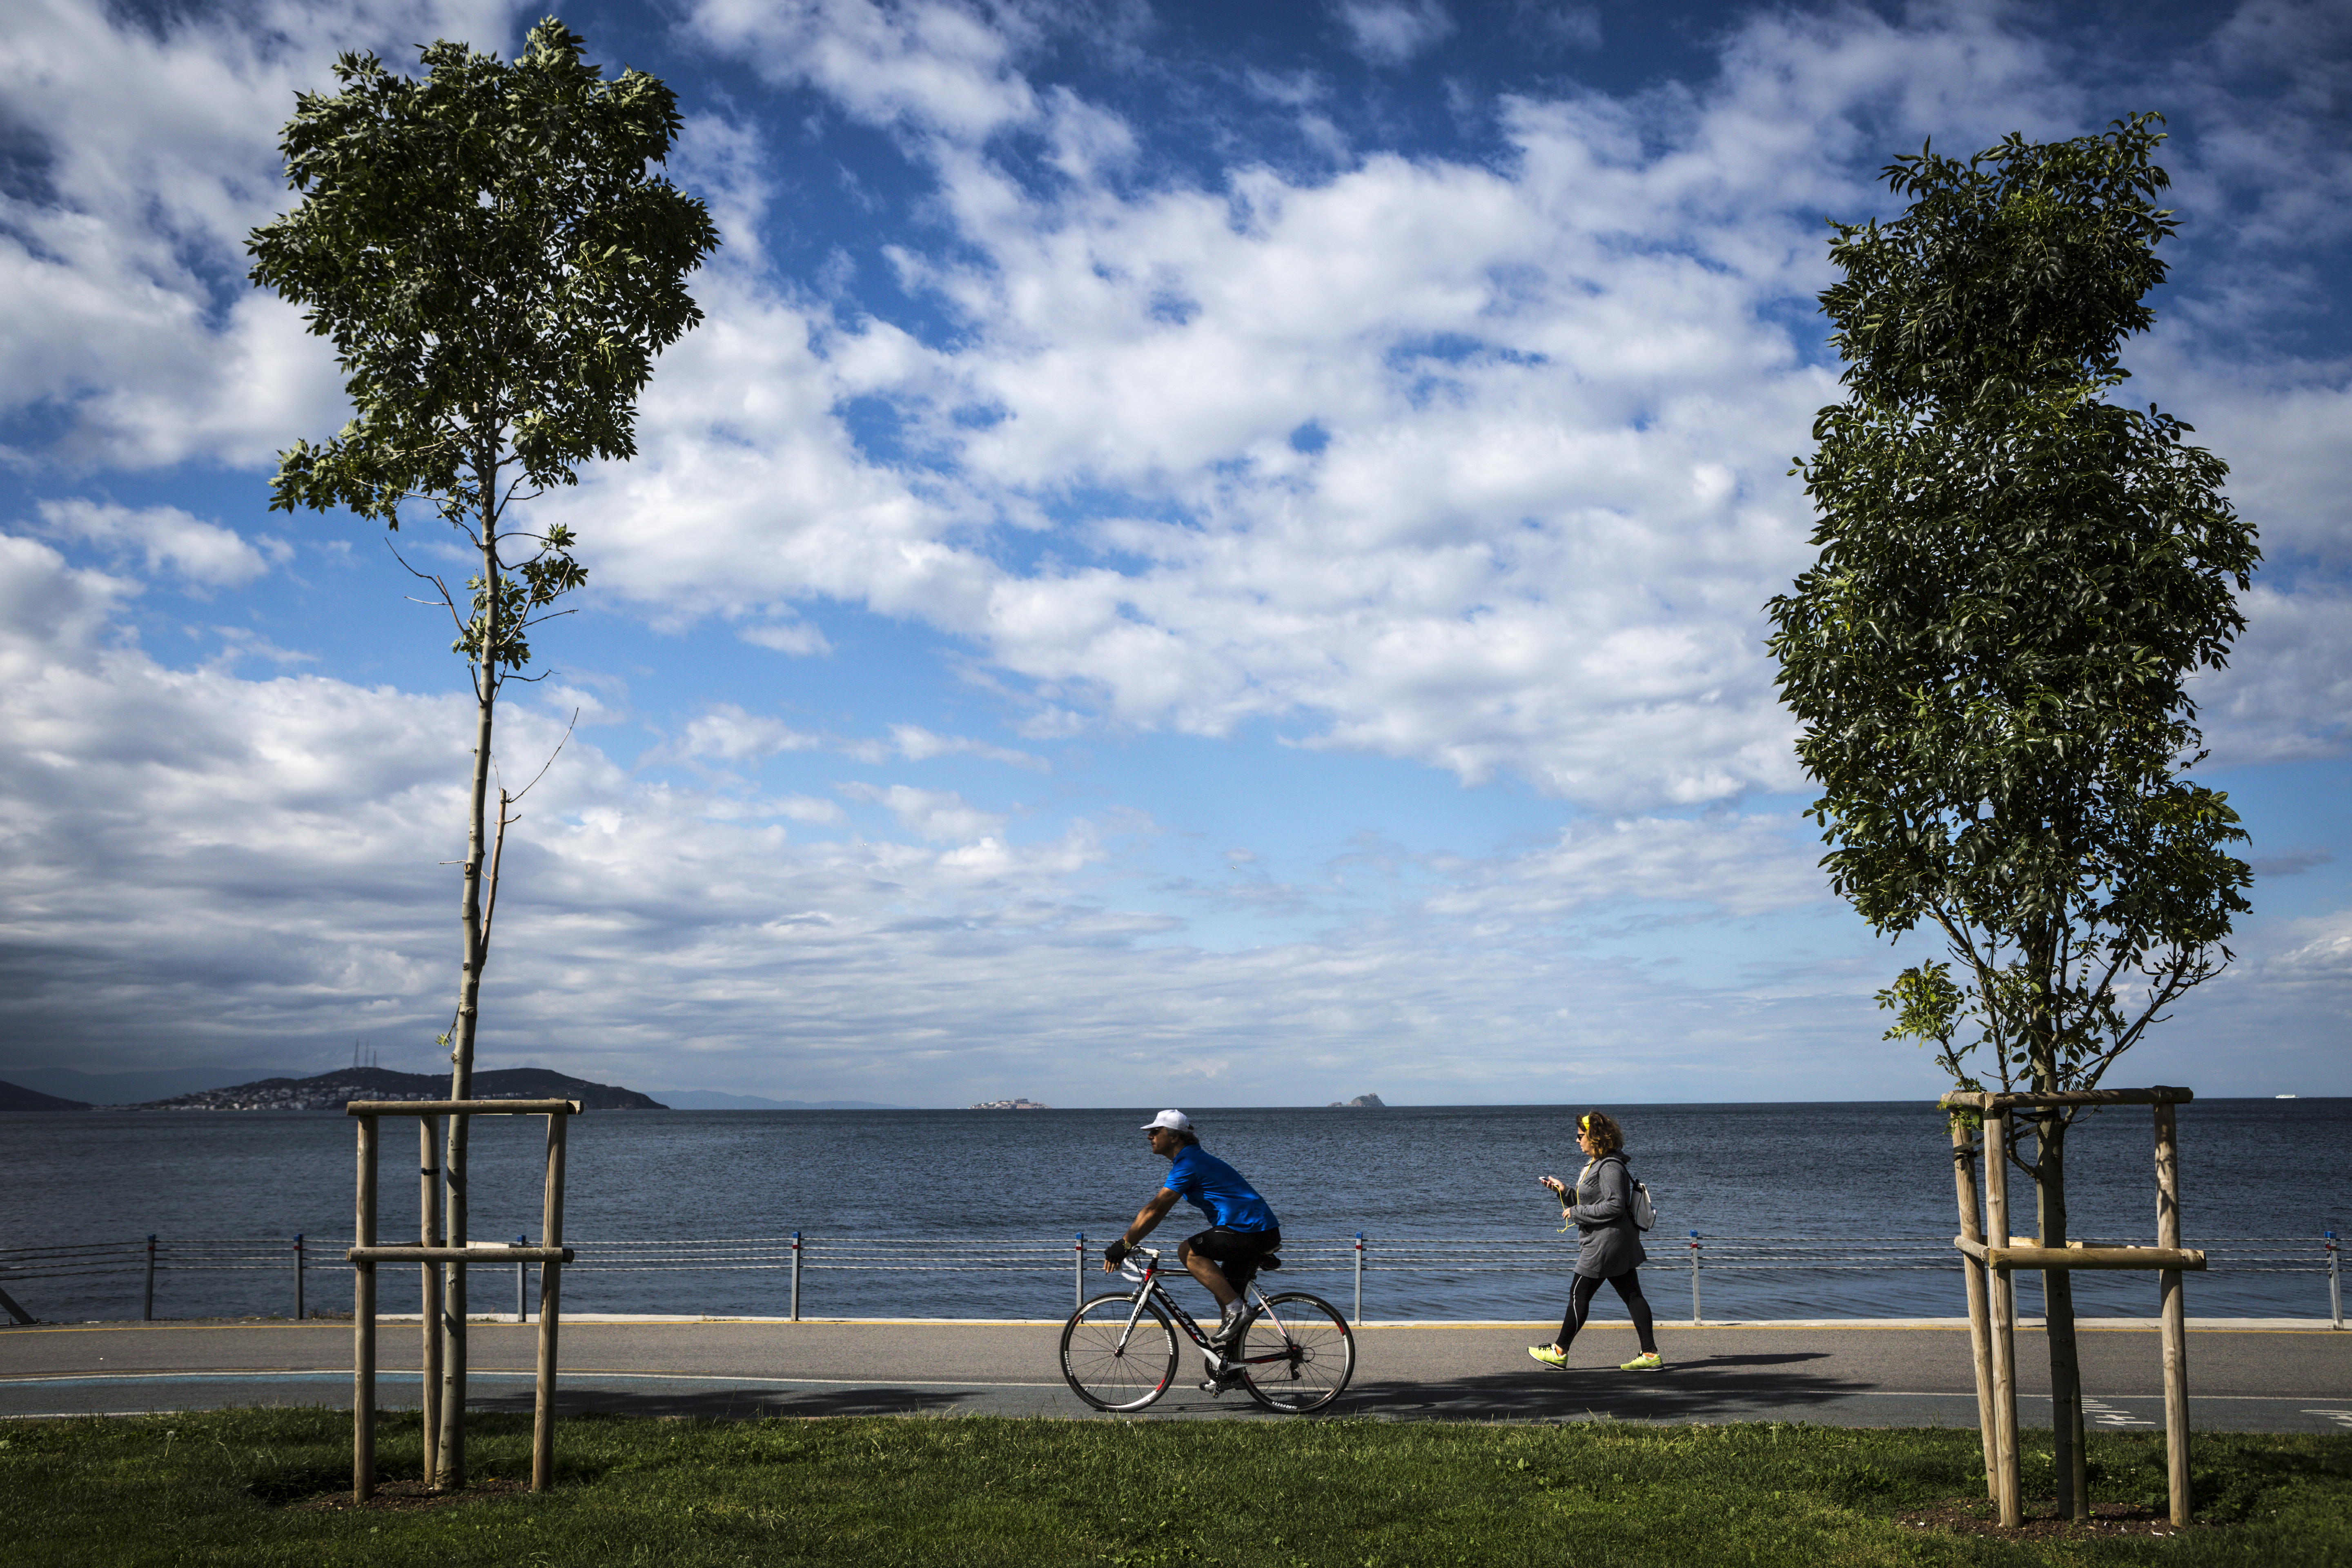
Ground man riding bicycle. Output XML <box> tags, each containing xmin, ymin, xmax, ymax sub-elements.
<box><xmin>1103</xmin><ymin>1110</ymin><xmax>1282</xmax><ymax>1379</ymax></box>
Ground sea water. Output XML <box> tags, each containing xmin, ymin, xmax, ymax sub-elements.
<box><xmin>1</xmin><ymin>1100</ymin><xmax>2342</xmax><ymax>1323</ymax></box>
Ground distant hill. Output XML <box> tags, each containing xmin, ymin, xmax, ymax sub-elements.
<box><xmin>0</xmin><ymin>1078</ymin><xmax>91</xmax><ymax>1112</ymax></box>
<box><xmin>0</xmin><ymin>1065</ymin><xmax>304</xmax><ymax>1106</ymax></box>
<box><xmin>658</xmin><ymin>1089</ymin><xmax>906</xmax><ymax>1110</ymax></box>
<box><xmin>1327</xmin><ymin>1093</ymin><xmax>1387</xmax><ymax>1108</ymax></box>
<box><xmin>114</xmin><ymin>1065</ymin><xmax>665</xmax><ymax>1112</ymax></box>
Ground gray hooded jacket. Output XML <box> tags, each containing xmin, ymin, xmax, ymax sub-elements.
<box><xmin>1569</xmin><ymin>1153</ymin><xmax>1648</xmax><ymax>1279</ymax></box>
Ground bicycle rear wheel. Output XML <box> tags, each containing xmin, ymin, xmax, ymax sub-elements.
<box><xmin>1060</xmin><ymin>1291</ymin><xmax>1180</xmax><ymax>1412</ymax></box>
<box><xmin>1238</xmin><ymin>1292</ymin><xmax>1354</xmax><ymax>1413</ymax></box>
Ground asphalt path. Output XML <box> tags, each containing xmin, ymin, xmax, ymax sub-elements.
<box><xmin>5</xmin><ymin>1318</ymin><xmax>2349</xmax><ymax>1432</ymax></box>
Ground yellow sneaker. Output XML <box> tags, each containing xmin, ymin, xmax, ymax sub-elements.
<box><xmin>1527</xmin><ymin>1344</ymin><xmax>1568</xmax><ymax>1369</ymax></box>
<box><xmin>1619</xmin><ymin>1351</ymin><xmax>1663</xmax><ymax>1371</ymax></box>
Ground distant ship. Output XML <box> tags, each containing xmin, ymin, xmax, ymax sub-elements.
<box><xmin>973</xmin><ymin>1097</ymin><xmax>1050</xmax><ymax>1110</ymax></box>
<box><xmin>2276</xmin><ymin>1094</ymin><xmax>2299</xmax><ymax>1100</ymax></box>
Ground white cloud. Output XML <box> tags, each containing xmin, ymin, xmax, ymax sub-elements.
<box><xmin>2198</xmin><ymin>584</ymin><xmax>2352</xmax><ymax>766</ymax></box>
<box><xmin>684</xmin><ymin>0</ymin><xmax>1041</xmax><ymax>143</ymax></box>
<box><xmin>1334</xmin><ymin>0</ymin><xmax>1454</xmax><ymax>68</ymax></box>
<box><xmin>0</xmin><ymin>0</ymin><xmax>517</xmax><ymax>468</ymax></box>
<box><xmin>15</xmin><ymin>0</ymin><xmax>2345</xmax><ymax>814</ymax></box>
<box><xmin>2</xmin><ymin>2</ymin><xmax>2346</xmax><ymax>1101</ymax></box>
<box><xmin>837</xmin><ymin>781</ymin><xmax>1008</xmax><ymax>841</ymax></box>
<box><xmin>678</xmin><ymin>704</ymin><xmax>829</xmax><ymax>762</ymax></box>
<box><xmin>0</xmin><ymin>532</ymin><xmax>137</xmax><ymax>681</ymax></box>
<box><xmin>35</xmin><ymin>499</ymin><xmax>279</xmax><ymax>588</ymax></box>
<box><xmin>1</xmin><ymin>529</ymin><xmax>2336</xmax><ymax>1102</ymax></box>
<box><xmin>737</xmin><ymin>617</ymin><xmax>835</xmax><ymax>656</ymax></box>
<box><xmin>888</xmin><ymin>723</ymin><xmax>1048</xmax><ymax>771</ymax></box>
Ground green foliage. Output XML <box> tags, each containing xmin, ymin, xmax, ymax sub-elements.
<box><xmin>249</xmin><ymin>15</ymin><xmax>715</xmax><ymax>527</ymax></box>
<box><xmin>1766</xmin><ymin>114</ymin><xmax>2258</xmax><ymax>1105</ymax></box>
<box><xmin>247</xmin><ymin>15</ymin><xmax>717</xmax><ymax>679</ymax></box>
<box><xmin>6</xmin><ymin>1410</ymin><xmax>2350</xmax><ymax>1566</ymax></box>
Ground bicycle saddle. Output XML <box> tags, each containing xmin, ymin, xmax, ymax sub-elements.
<box><xmin>1258</xmin><ymin>1255</ymin><xmax>1282</xmax><ymax>1271</ymax></box>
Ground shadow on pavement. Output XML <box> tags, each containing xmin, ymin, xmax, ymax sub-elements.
<box><xmin>1347</xmin><ymin>1358</ymin><xmax>1875</xmax><ymax>1421</ymax></box>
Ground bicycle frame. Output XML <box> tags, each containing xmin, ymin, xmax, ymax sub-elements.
<box><xmin>1111</xmin><ymin>1247</ymin><xmax>1295</xmax><ymax>1371</ymax></box>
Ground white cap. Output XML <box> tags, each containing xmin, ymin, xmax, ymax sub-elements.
<box><xmin>1140</xmin><ymin>1109</ymin><xmax>1193</xmax><ymax>1133</ymax></box>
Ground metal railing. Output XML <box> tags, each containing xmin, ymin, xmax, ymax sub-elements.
<box><xmin>0</xmin><ymin>1236</ymin><xmax>314</xmax><ymax>1323</ymax></box>
<box><xmin>3</xmin><ymin>1229</ymin><xmax>2339</xmax><ymax>1328</ymax></box>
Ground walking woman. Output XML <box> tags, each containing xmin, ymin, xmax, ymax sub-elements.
<box><xmin>1529</xmin><ymin>1110</ymin><xmax>1663</xmax><ymax>1371</ymax></box>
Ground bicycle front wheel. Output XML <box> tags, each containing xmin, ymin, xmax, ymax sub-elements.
<box><xmin>1060</xmin><ymin>1291</ymin><xmax>1180</xmax><ymax>1412</ymax></box>
<box><xmin>1239</xmin><ymin>1292</ymin><xmax>1355</xmax><ymax>1413</ymax></box>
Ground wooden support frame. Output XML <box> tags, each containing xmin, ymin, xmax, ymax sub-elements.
<box><xmin>346</xmin><ymin>1099</ymin><xmax>579</xmax><ymax>1505</ymax></box>
<box><xmin>1947</xmin><ymin>1118</ymin><xmax>1999</xmax><ymax>1500</ymax></box>
<box><xmin>1940</xmin><ymin>1087</ymin><xmax>2198</xmax><ymax>1530</ymax></box>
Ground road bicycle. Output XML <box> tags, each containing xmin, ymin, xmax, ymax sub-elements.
<box><xmin>1058</xmin><ymin>1244</ymin><xmax>1355</xmax><ymax>1413</ymax></box>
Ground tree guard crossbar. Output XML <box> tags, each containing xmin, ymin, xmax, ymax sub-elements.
<box><xmin>1952</xmin><ymin>1238</ymin><xmax>2207</xmax><ymax>1272</ymax></box>
<box><xmin>1942</xmin><ymin>1088</ymin><xmax>2196</xmax><ymax>1530</ymax></box>
<box><xmin>346</xmin><ymin>1098</ymin><xmax>578</xmax><ymax>1505</ymax></box>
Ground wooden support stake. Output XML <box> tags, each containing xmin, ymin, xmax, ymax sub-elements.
<box><xmin>418</xmin><ymin>1116</ymin><xmax>443</xmax><ymax>1487</ymax></box>
<box><xmin>1983</xmin><ymin>1109</ymin><xmax>2021</xmax><ymax>1527</ymax></box>
<box><xmin>352</xmin><ymin>1115</ymin><xmax>378</xmax><ymax>1504</ymax></box>
<box><xmin>532</xmin><ymin>1110</ymin><xmax>568</xmax><ymax>1492</ymax></box>
<box><xmin>2155</xmin><ymin>1101</ymin><xmax>2192</xmax><ymax>1527</ymax></box>
<box><xmin>1949</xmin><ymin>1116</ymin><xmax>1999</xmax><ymax>1499</ymax></box>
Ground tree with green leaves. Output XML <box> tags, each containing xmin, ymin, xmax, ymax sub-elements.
<box><xmin>1766</xmin><ymin>114</ymin><xmax>2258</xmax><ymax>1521</ymax></box>
<box><xmin>248</xmin><ymin>16</ymin><xmax>717</xmax><ymax>1489</ymax></box>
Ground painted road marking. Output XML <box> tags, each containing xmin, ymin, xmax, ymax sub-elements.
<box><xmin>2303</xmin><ymin>1409</ymin><xmax>2352</xmax><ymax>1429</ymax></box>
<box><xmin>2081</xmin><ymin>1398</ymin><xmax>2157</xmax><ymax>1428</ymax></box>
<box><xmin>1</xmin><ymin>1370</ymin><xmax>1067</xmax><ymax>1391</ymax></box>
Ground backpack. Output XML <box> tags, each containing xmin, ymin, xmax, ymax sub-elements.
<box><xmin>1604</xmin><ymin>1154</ymin><xmax>1658</xmax><ymax>1232</ymax></box>
<box><xmin>1627</xmin><ymin>1175</ymin><xmax>1657</xmax><ymax>1232</ymax></box>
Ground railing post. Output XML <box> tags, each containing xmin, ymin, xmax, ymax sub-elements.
<box><xmin>143</xmin><ymin>1234</ymin><xmax>156</xmax><ymax>1321</ymax></box>
<box><xmin>1688</xmin><ymin>1231</ymin><xmax>1702</xmax><ymax>1324</ymax></box>
<box><xmin>1353</xmin><ymin>1233</ymin><xmax>1365</xmax><ymax>1325</ymax></box>
<box><xmin>295</xmin><ymin>1234</ymin><xmax>305</xmax><ymax>1320</ymax></box>
<box><xmin>1074</xmin><ymin>1233</ymin><xmax>1085</xmax><ymax>1311</ymax></box>
<box><xmin>2328</xmin><ymin>1232</ymin><xmax>2342</xmax><ymax>1330</ymax></box>
<box><xmin>791</xmin><ymin>1232</ymin><xmax>802</xmax><ymax>1322</ymax></box>
<box><xmin>517</xmin><ymin>1235</ymin><xmax>528</xmax><ymax>1323</ymax></box>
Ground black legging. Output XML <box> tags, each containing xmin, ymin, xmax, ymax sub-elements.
<box><xmin>1554</xmin><ymin>1268</ymin><xmax>1658</xmax><ymax>1354</ymax></box>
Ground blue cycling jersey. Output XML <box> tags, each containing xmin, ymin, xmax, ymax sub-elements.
<box><xmin>1162</xmin><ymin>1145</ymin><xmax>1278</xmax><ymax>1232</ymax></box>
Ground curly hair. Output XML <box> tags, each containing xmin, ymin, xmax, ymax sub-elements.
<box><xmin>1577</xmin><ymin>1111</ymin><xmax>1625</xmax><ymax>1155</ymax></box>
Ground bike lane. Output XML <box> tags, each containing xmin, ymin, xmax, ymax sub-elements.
<box><xmin>3</xmin><ymin>1319</ymin><xmax>2346</xmax><ymax>1431</ymax></box>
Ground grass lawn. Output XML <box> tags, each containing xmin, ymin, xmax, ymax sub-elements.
<box><xmin>4</xmin><ymin>1409</ymin><xmax>2348</xmax><ymax>1566</ymax></box>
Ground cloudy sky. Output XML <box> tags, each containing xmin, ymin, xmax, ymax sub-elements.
<box><xmin>2</xmin><ymin>0</ymin><xmax>2344</xmax><ymax>1107</ymax></box>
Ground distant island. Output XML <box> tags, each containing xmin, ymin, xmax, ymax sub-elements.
<box><xmin>7</xmin><ymin>1065</ymin><xmax>666</xmax><ymax>1112</ymax></box>
<box><xmin>1328</xmin><ymin>1093</ymin><xmax>1386</xmax><ymax>1108</ymax></box>
<box><xmin>657</xmin><ymin>1090</ymin><xmax>905</xmax><ymax>1110</ymax></box>
<box><xmin>0</xmin><ymin>1079</ymin><xmax>93</xmax><ymax>1113</ymax></box>
<box><xmin>973</xmin><ymin>1097</ymin><xmax>1051</xmax><ymax>1110</ymax></box>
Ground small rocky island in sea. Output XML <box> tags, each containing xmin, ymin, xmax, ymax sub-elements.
<box><xmin>1327</xmin><ymin>1093</ymin><xmax>1386</xmax><ymax>1108</ymax></box>
<box><xmin>87</xmin><ymin>1065</ymin><xmax>665</xmax><ymax>1112</ymax></box>
<box><xmin>972</xmin><ymin>1097</ymin><xmax>1050</xmax><ymax>1110</ymax></box>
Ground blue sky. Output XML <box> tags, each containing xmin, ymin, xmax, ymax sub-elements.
<box><xmin>1</xmin><ymin>0</ymin><xmax>2345</xmax><ymax>1106</ymax></box>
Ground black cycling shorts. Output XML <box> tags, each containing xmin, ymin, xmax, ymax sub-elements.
<box><xmin>1180</xmin><ymin>1226</ymin><xmax>1282</xmax><ymax>1268</ymax></box>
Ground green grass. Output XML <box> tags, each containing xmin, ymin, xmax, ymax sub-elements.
<box><xmin>4</xmin><ymin>1410</ymin><xmax>2348</xmax><ymax>1566</ymax></box>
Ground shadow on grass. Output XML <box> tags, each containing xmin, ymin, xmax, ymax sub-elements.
<box><xmin>467</xmin><ymin>1385</ymin><xmax>1009</xmax><ymax>1419</ymax></box>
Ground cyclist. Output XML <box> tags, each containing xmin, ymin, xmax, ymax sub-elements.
<box><xmin>1102</xmin><ymin>1110</ymin><xmax>1282</xmax><ymax>1380</ymax></box>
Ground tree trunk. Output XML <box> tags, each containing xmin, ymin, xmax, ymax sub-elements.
<box><xmin>2037</xmin><ymin>1106</ymin><xmax>2089</xmax><ymax>1520</ymax></box>
<box><xmin>436</xmin><ymin>508</ymin><xmax>500</xmax><ymax>1490</ymax></box>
